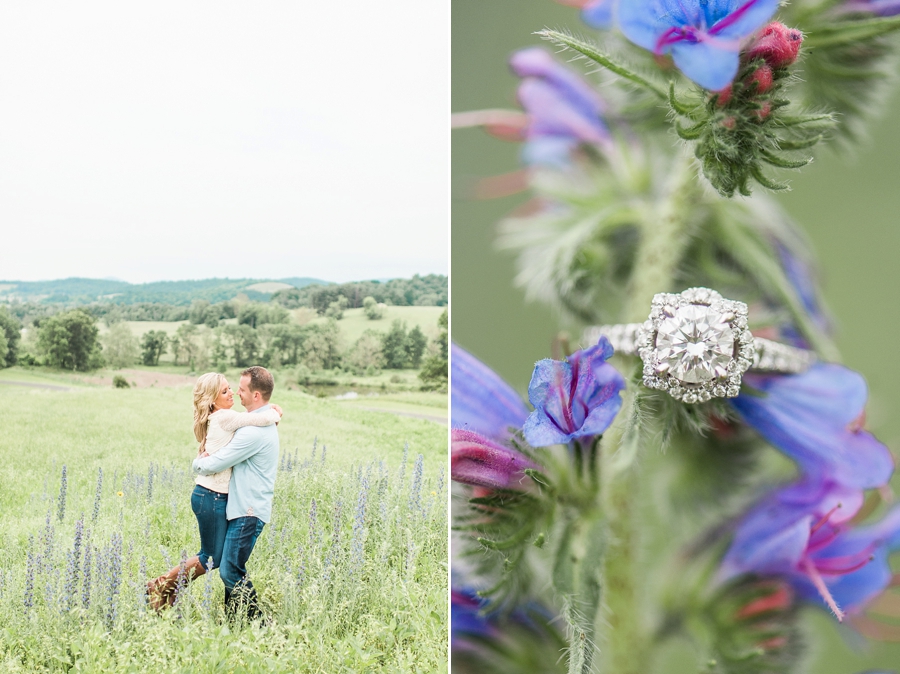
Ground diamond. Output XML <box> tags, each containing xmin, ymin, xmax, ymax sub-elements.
<box><xmin>655</xmin><ymin>304</ymin><xmax>737</xmax><ymax>384</ymax></box>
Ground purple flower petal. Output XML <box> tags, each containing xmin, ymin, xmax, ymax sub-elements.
<box><xmin>508</xmin><ymin>48</ymin><xmax>610</xmax><ymax>166</ymax></box>
<box><xmin>793</xmin><ymin>504</ymin><xmax>900</xmax><ymax>614</ymax></box>
<box><xmin>451</xmin><ymin>344</ymin><xmax>529</xmax><ymax>441</ymax></box>
<box><xmin>523</xmin><ymin>337</ymin><xmax>624</xmax><ymax>446</ymax></box>
<box><xmin>451</xmin><ymin>429</ymin><xmax>539</xmax><ymax>490</ymax></box>
<box><xmin>721</xmin><ymin>479</ymin><xmax>900</xmax><ymax>619</ymax></box>
<box><xmin>842</xmin><ymin>0</ymin><xmax>900</xmax><ymax>16</ymax></box>
<box><xmin>581</xmin><ymin>0</ymin><xmax>614</xmax><ymax>29</ymax></box>
<box><xmin>731</xmin><ymin>363</ymin><xmax>894</xmax><ymax>490</ymax></box>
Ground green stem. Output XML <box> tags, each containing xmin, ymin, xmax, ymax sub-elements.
<box><xmin>598</xmin><ymin>154</ymin><xmax>700</xmax><ymax>674</ymax></box>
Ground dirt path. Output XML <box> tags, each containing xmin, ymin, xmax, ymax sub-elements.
<box><xmin>0</xmin><ymin>380</ymin><xmax>72</xmax><ymax>391</ymax></box>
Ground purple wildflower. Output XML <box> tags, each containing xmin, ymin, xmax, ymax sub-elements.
<box><xmin>842</xmin><ymin>0</ymin><xmax>900</xmax><ymax>15</ymax></box>
<box><xmin>451</xmin><ymin>345</ymin><xmax>541</xmax><ymax>489</ymax></box>
<box><xmin>731</xmin><ymin>363</ymin><xmax>894</xmax><ymax>490</ymax></box>
<box><xmin>57</xmin><ymin>464</ymin><xmax>67</xmax><ymax>522</ymax></box>
<box><xmin>452</xmin><ymin>429</ymin><xmax>540</xmax><ymax>491</ymax></box>
<box><xmin>523</xmin><ymin>337</ymin><xmax>625</xmax><ymax>447</ymax></box>
<box><xmin>581</xmin><ymin>0</ymin><xmax>615</xmax><ymax>28</ymax></box>
<box><xmin>619</xmin><ymin>0</ymin><xmax>781</xmax><ymax>90</ymax></box>
<box><xmin>720</xmin><ymin>478</ymin><xmax>900</xmax><ymax>621</ymax></box>
<box><xmin>451</xmin><ymin>48</ymin><xmax>611</xmax><ymax>174</ymax></box>
<box><xmin>555</xmin><ymin>0</ymin><xmax>615</xmax><ymax>29</ymax></box>
<box><xmin>776</xmin><ymin>242</ymin><xmax>831</xmax><ymax>342</ymax></box>
<box><xmin>510</xmin><ymin>48</ymin><xmax>612</xmax><ymax>167</ymax></box>
<box><xmin>451</xmin><ymin>582</ymin><xmax>560</xmax><ymax>657</ymax></box>
<box><xmin>451</xmin><ymin>343</ymin><xmax>529</xmax><ymax>441</ymax></box>
<box><xmin>452</xmin><ymin>587</ymin><xmax>499</xmax><ymax>650</ymax></box>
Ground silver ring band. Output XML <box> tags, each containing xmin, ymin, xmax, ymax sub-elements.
<box><xmin>583</xmin><ymin>287</ymin><xmax>816</xmax><ymax>403</ymax></box>
<box><xmin>584</xmin><ymin>323</ymin><xmax>816</xmax><ymax>374</ymax></box>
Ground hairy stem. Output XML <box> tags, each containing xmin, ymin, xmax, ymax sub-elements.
<box><xmin>599</xmin><ymin>154</ymin><xmax>700</xmax><ymax>674</ymax></box>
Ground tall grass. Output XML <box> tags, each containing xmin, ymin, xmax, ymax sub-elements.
<box><xmin>0</xmin><ymin>387</ymin><xmax>447</xmax><ymax>673</ymax></box>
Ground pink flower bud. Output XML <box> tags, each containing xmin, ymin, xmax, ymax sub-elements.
<box><xmin>745</xmin><ymin>22</ymin><xmax>803</xmax><ymax>69</ymax></box>
<box><xmin>746</xmin><ymin>64</ymin><xmax>774</xmax><ymax>94</ymax></box>
<box><xmin>451</xmin><ymin>429</ymin><xmax>540</xmax><ymax>491</ymax></box>
<box><xmin>753</xmin><ymin>100</ymin><xmax>772</xmax><ymax>121</ymax></box>
<box><xmin>715</xmin><ymin>85</ymin><xmax>733</xmax><ymax>107</ymax></box>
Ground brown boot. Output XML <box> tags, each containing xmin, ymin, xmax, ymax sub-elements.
<box><xmin>146</xmin><ymin>555</ymin><xmax>208</xmax><ymax>612</ymax></box>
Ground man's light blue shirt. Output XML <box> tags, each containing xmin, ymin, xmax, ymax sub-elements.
<box><xmin>192</xmin><ymin>404</ymin><xmax>279</xmax><ymax>523</ymax></box>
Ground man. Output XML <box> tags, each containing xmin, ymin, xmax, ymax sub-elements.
<box><xmin>193</xmin><ymin>365</ymin><xmax>279</xmax><ymax>621</ymax></box>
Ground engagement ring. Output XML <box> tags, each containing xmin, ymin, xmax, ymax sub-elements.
<box><xmin>583</xmin><ymin>287</ymin><xmax>816</xmax><ymax>404</ymax></box>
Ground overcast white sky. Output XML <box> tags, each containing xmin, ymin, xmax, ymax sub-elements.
<box><xmin>0</xmin><ymin>2</ymin><xmax>448</xmax><ymax>284</ymax></box>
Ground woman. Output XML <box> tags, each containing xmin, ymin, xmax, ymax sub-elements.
<box><xmin>146</xmin><ymin>372</ymin><xmax>282</xmax><ymax>610</ymax></box>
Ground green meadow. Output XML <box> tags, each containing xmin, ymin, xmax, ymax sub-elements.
<box><xmin>0</xmin><ymin>377</ymin><xmax>448</xmax><ymax>673</ymax></box>
<box><xmin>309</xmin><ymin>306</ymin><xmax>446</xmax><ymax>346</ymax></box>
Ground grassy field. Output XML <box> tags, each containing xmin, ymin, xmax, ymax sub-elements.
<box><xmin>311</xmin><ymin>306</ymin><xmax>446</xmax><ymax>345</ymax></box>
<box><xmin>96</xmin><ymin>320</ymin><xmax>189</xmax><ymax>338</ymax></box>
<box><xmin>0</xmin><ymin>382</ymin><xmax>448</xmax><ymax>673</ymax></box>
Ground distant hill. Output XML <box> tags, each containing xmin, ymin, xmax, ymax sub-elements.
<box><xmin>0</xmin><ymin>277</ymin><xmax>331</xmax><ymax>306</ymax></box>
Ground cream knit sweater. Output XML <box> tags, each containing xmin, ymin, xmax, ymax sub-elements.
<box><xmin>194</xmin><ymin>407</ymin><xmax>281</xmax><ymax>493</ymax></box>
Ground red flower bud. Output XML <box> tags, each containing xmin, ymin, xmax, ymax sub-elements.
<box><xmin>745</xmin><ymin>22</ymin><xmax>803</xmax><ymax>69</ymax></box>
<box><xmin>715</xmin><ymin>85</ymin><xmax>733</xmax><ymax>107</ymax></box>
<box><xmin>753</xmin><ymin>100</ymin><xmax>772</xmax><ymax>121</ymax></box>
<box><xmin>746</xmin><ymin>64</ymin><xmax>773</xmax><ymax>94</ymax></box>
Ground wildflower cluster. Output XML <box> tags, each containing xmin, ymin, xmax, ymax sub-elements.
<box><xmin>453</xmin><ymin>1</ymin><xmax>900</xmax><ymax>672</ymax></box>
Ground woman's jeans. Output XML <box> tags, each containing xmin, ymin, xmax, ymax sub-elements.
<box><xmin>191</xmin><ymin>485</ymin><xmax>228</xmax><ymax>571</ymax></box>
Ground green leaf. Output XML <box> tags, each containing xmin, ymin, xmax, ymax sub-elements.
<box><xmin>669</xmin><ymin>82</ymin><xmax>701</xmax><ymax>118</ymax></box>
<box><xmin>775</xmin><ymin>135</ymin><xmax>822</xmax><ymax>151</ymax></box>
<box><xmin>536</xmin><ymin>29</ymin><xmax>667</xmax><ymax>100</ymax></box>
<box><xmin>805</xmin><ymin>15</ymin><xmax>900</xmax><ymax>48</ymax></box>
<box><xmin>774</xmin><ymin>113</ymin><xmax>835</xmax><ymax>129</ymax></box>
<box><xmin>675</xmin><ymin>120</ymin><xmax>706</xmax><ymax>140</ymax></box>
<box><xmin>750</xmin><ymin>166</ymin><xmax>790</xmax><ymax>191</ymax></box>
<box><xmin>759</xmin><ymin>149</ymin><xmax>812</xmax><ymax>169</ymax></box>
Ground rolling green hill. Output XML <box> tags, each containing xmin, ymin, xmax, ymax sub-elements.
<box><xmin>0</xmin><ymin>276</ymin><xmax>330</xmax><ymax>305</ymax></box>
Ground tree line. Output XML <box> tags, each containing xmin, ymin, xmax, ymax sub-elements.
<box><xmin>0</xmin><ymin>304</ymin><xmax>448</xmax><ymax>390</ymax></box>
<box><xmin>1</xmin><ymin>274</ymin><xmax>447</xmax><ymax>326</ymax></box>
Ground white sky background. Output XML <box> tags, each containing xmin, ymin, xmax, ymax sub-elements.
<box><xmin>0</xmin><ymin>2</ymin><xmax>448</xmax><ymax>284</ymax></box>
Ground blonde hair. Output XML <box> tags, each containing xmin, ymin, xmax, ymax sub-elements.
<box><xmin>193</xmin><ymin>372</ymin><xmax>227</xmax><ymax>450</ymax></box>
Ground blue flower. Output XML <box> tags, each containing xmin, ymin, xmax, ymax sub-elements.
<box><xmin>452</xmin><ymin>587</ymin><xmax>498</xmax><ymax>648</ymax></box>
<box><xmin>581</xmin><ymin>0</ymin><xmax>615</xmax><ymax>29</ymax></box>
<box><xmin>731</xmin><ymin>363</ymin><xmax>894</xmax><ymax>490</ymax></box>
<box><xmin>509</xmin><ymin>48</ymin><xmax>611</xmax><ymax>168</ymax></box>
<box><xmin>523</xmin><ymin>337</ymin><xmax>625</xmax><ymax>447</ymax></box>
<box><xmin>776</xmin><ymin>242</ymin><xmax>831</xmax><ymax>341</ymax></box>
<box><xmin>451</xmin><ymin>583</ymin><xmax>560</xmax><ymax>656</ymax></box>
<box><xmin>452</xmin><ymin>343</ymin><xmax>529</xmax><ymax>442</ymax></box>
<box><xmin>619</xmin><ymin>0</ymin><xmax>781</xmax><ymax>90</ymax></box>
<box><xmin>720</xmin><ymin>478</ymin><xmax>900</xmax><ymax>621</ymax></box>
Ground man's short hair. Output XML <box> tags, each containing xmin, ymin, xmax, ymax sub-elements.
<box><xmin>241</xmin><ymin>366</ymin><xmax>274</xmax><ymax>401</ymax></box>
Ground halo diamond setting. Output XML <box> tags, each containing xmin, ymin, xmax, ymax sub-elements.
<box><xmin>637</xmin><ymin>288</ymin><xmax>753</xmax><ymax>404</ymax></box>
<box><xmin>585</xmin><ymin>287</ymin><xmax>817</xmax><ymax>404</ymax></box>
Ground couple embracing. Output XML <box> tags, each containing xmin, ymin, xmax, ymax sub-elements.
<box><xmin>146</xmin><ymin>365</ymin><xmax>281</xmax><ymax>621</ymax></box>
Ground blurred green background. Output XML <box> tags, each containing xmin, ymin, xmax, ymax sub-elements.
<box><xmin>452</xmin><ymin>0</ymin><xmax>900</xmax><ymax>670</ymax></box>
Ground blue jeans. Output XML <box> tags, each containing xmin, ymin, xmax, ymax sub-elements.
<box><xmin>191</xmin><ymin>485</ymin><xmax>228</xmax><ymax>571</ymax></box>
<box><xmin>220</xmin><ymin>516</ymin><xmax>265</xmax><ymax>620</ymax></box>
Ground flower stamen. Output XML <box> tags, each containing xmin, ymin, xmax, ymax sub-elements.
<box><xmin>801</xmin><ymin>556</ymin><xmax>845</xmax><ymax>621</ymax></box>
<box><xmin>810</xmin><ymin>503</ymin><xmax>841</xmax><ymax>535</ymax></box>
